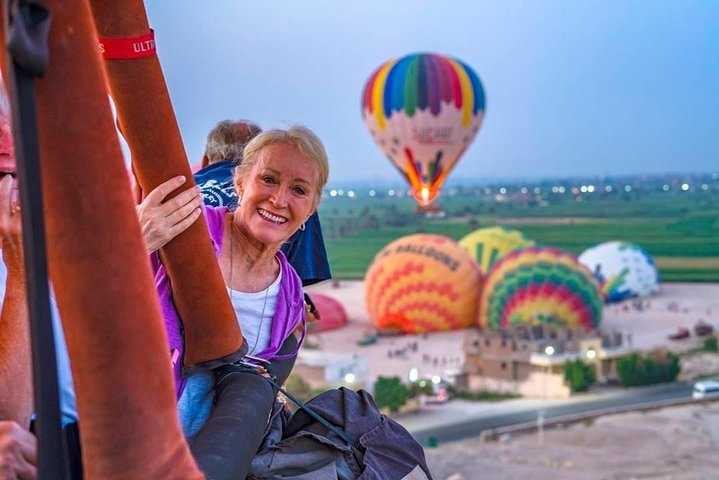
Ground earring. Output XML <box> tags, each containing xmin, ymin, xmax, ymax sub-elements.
<box><xmin>299</xmin><ymin>222</ymin><xmax>306</xmax><ymax>231</ymax></box>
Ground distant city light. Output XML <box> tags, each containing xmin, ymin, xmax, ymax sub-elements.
<box><xmin>499</xmin><ymin>187</ymin><xmax>507</xmax><ymax>194</ymax></box>
<box><xmin>586</xmin><ymin>348</ymin><xmax>597</xmax><ymax>360</ymax></box>
<box><xmin>534</xmin><ymin>187</ymin><xmax>541</xmax><ymax>194</ymax></box>
<box><xmin>662</xmin><ymin>184</ymin><xmax>670</xmax><ymax>191</ymax></box>
<box><xmin>431</xmin><ymin>375</ymin><xmax>441</xmax><ymax>385</ymax></box>
<box><xmin>344</xmin><ymin>373</ymin><xmax>356</xmax><ymax>384</ymax></box>
<box><xmin>347</xmin><ymin>190</ymin><xmax>356</xmax><ymax>198</ymax></box>
<box><xmin>624</xmin><ymin>185</ymin><xmax>632</xmax><ymax>192</ymax></box>
<box><xmin>681</xmin><ymin>183</ymin><xmax>690</xmax><ymax>191</ymax></box>
<box><xmin>337</xmin><ymin>189</ymin><xmax>344</xmax><ymax>196</ymax></box>
<box><xmin>558</xmin><ymin>186</ymin><xmax>566</xmax><ymax>193</ymax></box>
<box><xmin>484</xmin><ymin>187</ymin><xmax>492</xmax><ymax>195</ymax></box>
<box><xmin>551</xmin><ymin>186</ymin><xmax>558</xmax><ymax>193</ymax></box>
<box><xmin>605</xmin><ymin>185</ymin><xmax>613</xmax><ymax>192</ymax></box>
<box><xmin>329</xmin><ymin>189</ymin><xmax>338</xmax><ymax>197</ymax></box>
<box><xmin>521</xmin><ymin>187</ymin><xmax>528</xmax><ymax>194</ymax></box>
<box><xmin>587</xmin><ymin>185</ymin><xmax>595</xmax><ymax>193</ymax></box>
<box><xmin>388</xmin><ymin>189</ymin><xmax>395</xmax><ymax>196</ymax></box>
<box><xmin>701</xmin><ymin>184</ymin><xmax>709</xmax><ymax>191</ymax></box>
<box><xmin>369</xmin><ymin>190</ymin><xmax>376</xmax><ymax>197</ymax></box>
<box><xmin>409</xmin><ymin>368</ymin><xmax>419</xmax><ymax>383</ymax></box>
<box><xmin>580</xmin><ymin>185</ymin><xmax>587</xmax><ymax>193</ymax></box>
<box><xmin>544</xmin><ymin>345</ymin><xmax>555</xmax><ymax>356</ymax></box>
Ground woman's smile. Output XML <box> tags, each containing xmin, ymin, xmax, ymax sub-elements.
<box><xmin>257</xmin><ymin>208</ymin><xmax>287</xmax><ymax>225</ymax></box>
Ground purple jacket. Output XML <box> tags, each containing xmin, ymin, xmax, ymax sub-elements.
<box><xmin>152</xmin><ymin>205</ymin><xmax>306</xmax><ymax>399</ymax></box>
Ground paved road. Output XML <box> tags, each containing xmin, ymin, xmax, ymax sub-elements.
<box><xmin>404</xmin><ymin>381</ymin><xmax>695</xmax><ymax>444</ymax></box>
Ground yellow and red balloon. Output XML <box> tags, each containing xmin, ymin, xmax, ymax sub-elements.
<box><xmin>365</xmin><ymin>234</ymin><xmax>483</xmax><ymax>333</ymax></box>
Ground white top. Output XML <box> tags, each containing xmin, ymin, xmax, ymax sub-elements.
<box><xmin>178</xmin><ymin>260</ymin><xmax>283</xmax><ymax>439</ymax></box>
<box><xmin>227</xmin><ymin>260</ymin><xmax>282</xmax><ymax>355</ymax></box>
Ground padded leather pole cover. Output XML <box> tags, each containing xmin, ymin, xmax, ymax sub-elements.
<box><xmin>87</xmin><ymin>0</ymin><xmax>243</xmax><ymax>370</ymax></box>
<box><xmin>1</xmin><ymin>1</ymin><xmax>202</xmax><ymax>477</ymax></box>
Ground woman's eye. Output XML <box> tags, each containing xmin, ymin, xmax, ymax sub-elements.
<box><xmin>293</xmin><ymin>186</ymin><xmax>307</xmax><ymax>196</ymax></box>
<box><xmin>261</xmin><ymin>176</ymin><xmax>276</xmax><ymax>184</ymax></box>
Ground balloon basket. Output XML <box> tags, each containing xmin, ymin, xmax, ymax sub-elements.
<box><xmin>414</xmin><ymin>203</ymin><xmax>440</xmax><ymax>213</ymax></box>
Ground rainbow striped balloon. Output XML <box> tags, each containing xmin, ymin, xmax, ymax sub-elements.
<box><xmin>479</xmin><ymin>247</ymin><xmax>603</xmax><ymax>331</ymax></box>
<box><xmin>365</xmin><ymin>234</ymin><xmax>483</xmax><ymax>333</ymax></box>
<box><xmin>362</xmin><ymin>53</ymin><xmax>485</xmax><ymax>207</ymax></box>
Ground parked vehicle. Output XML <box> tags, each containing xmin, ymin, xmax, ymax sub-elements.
<box><xmin>668</xmin><ymin>327</ymin><xmax>690</xmax><ymax>340</ymax></box>
<box><xmin>694</xmin><ymin>321</ymin><xmax>714</xmax><ymax>337</ymax></box>
<box><xmin>692</xmin><ymin>380</ymin><xmax>719</xmax><ymax>400</ymax></box>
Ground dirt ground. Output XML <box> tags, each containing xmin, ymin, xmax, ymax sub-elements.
<box><xmin>304</xmin><ymin>281</ymin><xmax>719</xmax><ymax>479</ymax></box>
<box><xmin>424</xmin><ymin>402</ymin><xmax>719</xmax><ymax>480</ymax></box>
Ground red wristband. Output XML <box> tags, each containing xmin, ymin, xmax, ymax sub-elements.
<box><xmin>98</xmin><ymin>30</ymin><xmax>156</xmax><ymax>59</ymax></box>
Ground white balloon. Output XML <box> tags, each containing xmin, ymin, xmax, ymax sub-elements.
<box><xmin>579</xmin><ymin>241</ymin><xmax>659</xmax><ymax>303</ymax></box>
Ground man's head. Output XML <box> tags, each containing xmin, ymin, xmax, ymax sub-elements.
<box><xmin>201</xmin><ymin>120</ymin><xmax>261</xmax><ymax>168</ymax></box>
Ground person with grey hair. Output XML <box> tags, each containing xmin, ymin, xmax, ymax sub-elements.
<box><xmin>201</xmin><ymin>119</ymin><xmax>261</xmax><ymax>168</ymax></box>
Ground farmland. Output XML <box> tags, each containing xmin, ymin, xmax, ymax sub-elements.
<box><xmin>317</xmin><ymin>178</ymin><xmax>719</xmax><ymax>282</ymax></box>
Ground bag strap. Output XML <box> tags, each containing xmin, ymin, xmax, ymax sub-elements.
<box><xmin>218</xmin><ymin>361</ymin><xmax>360</xmax><ymax>451</ymax></box>
<box><xmin>264</xmin><ymin>375</ymin><xmax>360</xmax><ymax>450</ymax></box>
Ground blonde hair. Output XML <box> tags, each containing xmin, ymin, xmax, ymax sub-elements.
<box><xmin>235</xmin><ymin>125</ymin><xmax>329</xmax><ymax>208</ymax></box>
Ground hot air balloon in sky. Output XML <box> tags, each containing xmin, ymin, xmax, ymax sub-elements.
<box><xmin>578</xmin><ymin>241</ymin><xmax>660</xmax><ymax>303</ymax></box>
<box><xmin>365</xmin><ymin>234</ymin><xmax>483</xmax><ymax>334</ymax></box>
<box><xmin>459</xmin><ymin>226</ymin><xmax>535</xmax><ymax>275</ymax></box>
<box><xmin>480</xmin><ymin>247</ymin><xmax>603</xmax><ymax>332</ymax></box>
<box><xmin>362</xmin><ymin>53</ymin><xmax>485</xmax><ymax>208</ymax></box>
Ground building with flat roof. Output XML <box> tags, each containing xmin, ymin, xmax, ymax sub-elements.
<box><xmin>293</xmin><ymin>349</ymin><xmax>369</xmax><ymax>389</ymax></box>
<box><xmin>458</xmin><ymin>325</ymin><xmax>636</xmax><ymax>398</ymax></box>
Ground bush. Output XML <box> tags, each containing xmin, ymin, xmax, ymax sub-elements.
<box><xmin>457</xmin><ymin>390</ymin><xmax>521</xmax><ymax>402</ymax></box>
<box><xmin>563</xmin><ymin>359</ymin><xmax>596</xmax><ymax>393</ymax></box>
<box><xmin>407</xmin><ymin>380</ymin><xmax>434</xmax><ymax>399</ymax></box>
<box><xmin>616</xmin><ymin>350</ymin><xmax>681</xmax><ymax>387</ymax></box>
<box><xmin>703</xmin><ymin>336</ymin><xmax>718</xmax><ymax>353</ymax></box>
<box><xmin>373</xmin><ymin>376</ymin><xmax>409</xmax><ymax>413</ymax></box>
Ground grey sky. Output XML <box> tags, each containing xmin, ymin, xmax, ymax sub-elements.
<box><xmin>146</xmin><ymin>1</ymin><xmax>719</xmax><ymax>184</ymax></box>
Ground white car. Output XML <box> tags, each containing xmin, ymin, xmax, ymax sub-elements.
<box><xmin>692</xmin><ymin>380</ymin><xmax>719</xmax><ymax>400</ymax></box>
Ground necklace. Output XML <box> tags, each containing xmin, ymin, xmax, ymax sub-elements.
<box><xmin>229</xmin><ymin>219</ymin><xmax>271</xmax><ymax>355</ymax></box>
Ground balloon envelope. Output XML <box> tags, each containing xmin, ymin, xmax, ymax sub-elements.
<box><xmin>362</xmin><ymin>53</ymin><xmax>485</xmax><ymax>206</ymax></box>
<box><xmin>578</xmin><ymin>241</ymin><xmax>659</xmax><ymax>303</ymax></box>
<box><xmin>459</xmin><ymin>226</ymin><xmax>535</xmax><ymax>275</ymax></box>
<box><xmin>307</xmin><ymin>293</ymin><xmax>349</xmax><ymax>333</ymax></box>
<box><xmin>480</xmin><ymin>247</ymin><xmax>603</xmax><ymax>332</ymax></box>
<box><xmin>365</xmin><ymin>234</ymin><xmax>483</xmax><ymax>333</ymax></box>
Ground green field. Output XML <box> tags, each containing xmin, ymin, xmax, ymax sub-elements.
<box><xmin>318</xmin><ymin>188</ymin><xmax>719</xmax><ymax>282</ymax></box>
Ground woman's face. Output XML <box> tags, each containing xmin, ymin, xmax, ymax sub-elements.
<box><xmin>235</xmin><ymin>142</ymin><xmax>318</xmax><ymax>247</ymax></box>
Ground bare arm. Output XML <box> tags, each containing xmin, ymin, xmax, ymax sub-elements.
<box><xmin>135</xmin><ymin>175</ymin><xmax>203</xmax><ymax>253</ymax></box>
<box><xmin>0</xmin><ymin>175</ymin><xmax>32</xmax><ymax>427</ymax></box>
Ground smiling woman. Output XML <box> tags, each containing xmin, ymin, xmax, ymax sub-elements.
<box><xmin>167</xmin><ymin>125</ymin><xmax>330</xmax><ymax>478</ymax></box>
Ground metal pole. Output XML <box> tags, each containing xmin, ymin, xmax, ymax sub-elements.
<box><xmin>2</xmin><ymin>1</ymin><xmax>69</xmax><ymax>478</ymax></box>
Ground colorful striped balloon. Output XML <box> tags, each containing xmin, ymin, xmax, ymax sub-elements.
<box><xmin>459</xmin><ymin>227</ymin><xmax>535</xmax><ymax>275</ymax></box>
<box><xmin>362</xmin><ymin>53</ymin><xmax>485</xmax><ymax>207</ymax></box>
<box><xmin>365</xmin><ymin>234</ymin><xmax>483</xmax><ymax>333</ymax></box>
<box><xmin>479</xmin><ymin>247</ymin><xmax>603</xmax><ymax>331</ymax></box>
